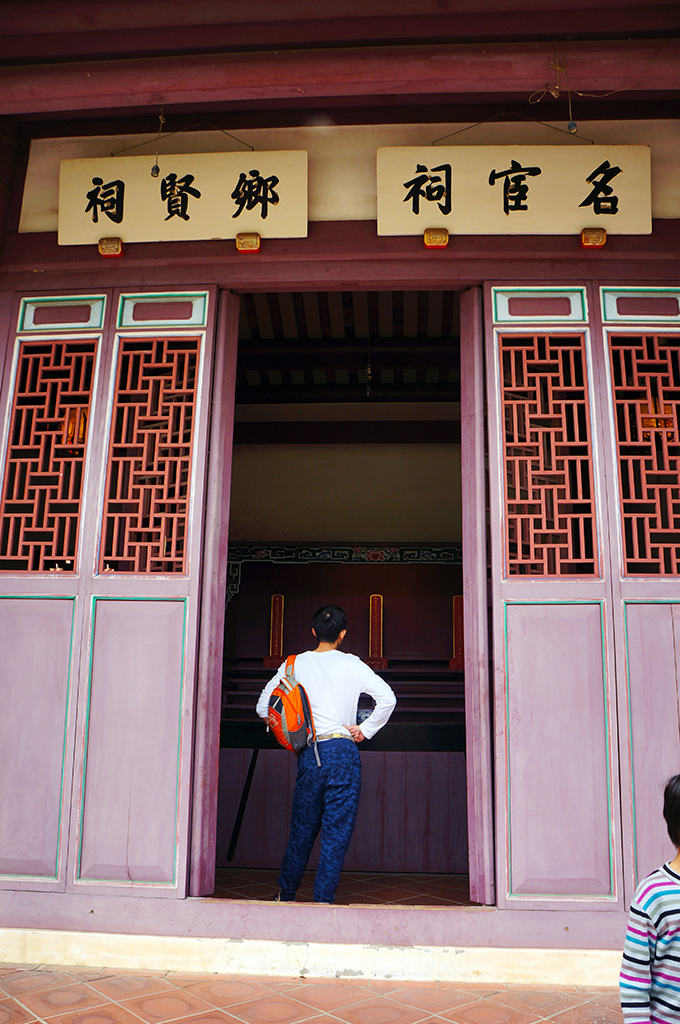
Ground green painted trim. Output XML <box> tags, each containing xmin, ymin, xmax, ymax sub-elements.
<box><xmin>600</xmin><ymin>285</ymin><xmax>680</xmax><ymax>323</ymax></box>
<box><xmin>622</xmin><ymin>602</ymin><xmax>638</xmax><ymax>887</ymax></box>
<box><xmin>76</xmin><ymin>596</ymin><xmax>188</xmax><ymax>889</ymax></box>
<box><xmin>75</xmin><ymin>595</ymin><xmax>97</xmax><ymax>881</ymax></box>
<box><xmin>503</xmin><ymin>603</ymin><xmax>513</xmax><ymax>896</ymax></box>
<box><xmin>503</xmin><ymin>599</ymin><xmax>616</xmax><ymax>901</ymax></box>
<box><xmin>173</xmin><ymin>599</ymin><xmax>189</xmax><ymax>889</ymax></box>
<box><xmin>117</xmin><ymin>291</ymin><xmax>209</xmax><ymax>329</ymax></box>
<box><xmin>18</xmin><ymin>295</ymin><xmax>106</xmax><ymax>332</ymax></box>
<box><xmin>492</xmin><ymin>285</ymin><xmax>588</xmax><ymax>324</ymax></box>
<box><xmin>56</xmin><ymin>598</ymin><xmax>77</xmax><ymax>884</ymax></box>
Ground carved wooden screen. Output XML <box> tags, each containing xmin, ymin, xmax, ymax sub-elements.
<box><xmin>499</xmin><ymin>332</ymin><xmax>598</xmax><ymax>577</ymax></box>
<box><xmin>488</xmin><ymin>288</ymin><xmax>621</xmax><ymax>912</ymax></box>
<box><xmin>600</xmin><ymin>291</ymin><xmax>680</xmax><ymax>898</ymax></box>
<box><xmin>100</xmin><ymin>335</ymin><xmax>199</xmax><ymax>574</ymax></box>
<box><xmin>608</xmin><ymin>333</ymin><xmax>680</xmax><ymax>575</ymax></box>
<box><xmin>0</xmin><ymin>337</ymin><xmax>97</xmax><ymax>572</ymax></box>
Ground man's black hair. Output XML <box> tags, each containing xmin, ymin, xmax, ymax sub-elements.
<box><xmin>312</xmin><ymin>605</ymin><xmax>347</xmax><ymax>643</ymax></box>
<box><xmin>664</xmin><ymin>774</ymin><xmax>680</xmax><ymax>847</ymax></box>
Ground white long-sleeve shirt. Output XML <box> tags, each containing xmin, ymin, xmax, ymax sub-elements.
<box><xmin>256</xmin><ymin>649</ymin><xmax>396</xmax><ymax>741</ymax></box>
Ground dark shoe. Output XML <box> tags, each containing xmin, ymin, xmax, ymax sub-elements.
<box><xmin>271</xmin><ymin>890</ymin><xmax>296</xmax><ymax>901</ymax></box>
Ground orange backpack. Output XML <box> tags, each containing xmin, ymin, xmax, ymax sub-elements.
<box><xmin>267</xmin><ymin>655</ymin><xmax>320</xmax><ymax>765</ymax></box>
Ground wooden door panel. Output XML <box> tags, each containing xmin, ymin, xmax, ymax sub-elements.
<box><xmin>505</xmin><ymin>601</ymin><xmax>613</xmax><ymax>897</ymax></box>
<box><xmin>77</xmin><ymin>598</ymin><xmax>186</xmax><ymax>885</ymax></box>
<box><xmin>486</xmin><ymin>286</ymin><xmax>622</xmax><ymax>910</ymax></box>
<box><xmin>217</xmin><ymin>748</ymin><xmax>469</xmax><ymax>873</ymax></box>
<box><xmin>623</xmin><ymin>601</ymin><xmax>680</xmax><ymax>887</ymax></box>
<box><xmin>597</xmin><ymin>305</ymin><xmax>680</xmax><ymax>900</ymax></box>
<box><xmin>0</xmin><ymin>596</ymin><xmax>75</xmax><ymax>885</ymax></box>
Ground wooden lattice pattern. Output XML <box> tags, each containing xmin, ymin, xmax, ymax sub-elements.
<box><xmin>100</xmin><ymin>336</ymin><xmax>199</xmax><ymax>573</ymax></box>
<box><xmin>0</xmin><ymin>339</ymin><xmax>97</xmax><ymax>571</ymax></box>
<box><xmin>500</xmin><ymin>333</ymin><xmax>599</xmax><ymax>576</ymax></box>
<box><xmin>609</xmin><ymin>333</ymin><xmax>680</xmax><ymax>575</ymax></box>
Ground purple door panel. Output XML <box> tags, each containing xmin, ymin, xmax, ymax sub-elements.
<box><xmin>0</xmin><ymin>288</ymin><xmax>219</xmax><ymax>898</ymax></box>
<box><xmin>624</xmin><ymin>602</ymin><xmax>680</xmax><ymax>886</ymax></box>
<box><xmin>485</xmin><ymin>284</ymin><xmax>623</xmax><ymax>911</ymax></box>
<box><xmin>460</xmin><ymin>286</ymin><xmax>495</xmax><ymax>904</ymax></box>
<box><xmin>77</xmin><ymin>599</ymin><xmax>186</xmax><ymax>885</ymax></box>
<box><xmin>505</xmin><ymin>602</ymin><xmax>613</xmax><ymax>897</ymax></box>
<box><xmin>0</xmin><ymin>597</ymin><xmax>74</xmax><ymax>882</ymax></box>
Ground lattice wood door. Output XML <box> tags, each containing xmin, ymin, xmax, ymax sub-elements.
<box><xmin>485</xmin><ymin>286</ymin><xmax>623</xmax><ymax>912</ymax></box>
<box><xmin>0</xmin><ymin>289</ymin><xmax>232</xmax><ymax>897</ymax></box>
<box><xmin>0</xmin><ymin>297</ymin><xmax>109</xmax><ymax>892</ymax></box>
<box><xmin>598</xmin><ymin>290</ymin><xmax>680</xmax><ymax>901</ymax></box>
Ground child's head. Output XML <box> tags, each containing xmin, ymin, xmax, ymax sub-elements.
<box><xmin>663</xmin><ymin>774</ymin><xmax>680</xmax><ymax>847</ymax></box>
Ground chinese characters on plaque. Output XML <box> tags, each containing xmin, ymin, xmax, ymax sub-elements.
<box><xmin>58</xmin><ymin>152</ymin><xmax>307</xmax><ymax>244</ymax></box>
<box><xmin>377</xmin><ymin>146</ymin><xmax>651</xmax><ymax>235</ymax></box>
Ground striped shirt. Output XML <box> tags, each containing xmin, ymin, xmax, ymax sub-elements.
<box><xmin>621</xmin><ymin>863</ymin><xmax>680</xmax><ymax>1023</ymax></box>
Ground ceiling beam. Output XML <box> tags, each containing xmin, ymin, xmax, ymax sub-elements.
<box><xmin>236</xmin><ymin>384</ymin><xmax>462</xmax><ymax>404</ymax></box>
<box><xmin>236</xmin><ymin>342</ymin><xmax>461</xmax><ymax>364</ymax></box>
<box><xmin>3</xmin><ymin>9</ymin><xmax>679</xmax><ymax>63</ymax></box>
<box><xmin>2</xmin><ymin>0</ymin><xmax>674</xmax><ymax>35</ymax></box>
<box><xmin>1</xmin><ymin>39</ymin><xmax>677</xmax><ymax>116</ymax></box>
<box><xmin>233</xmin><ymin>421</ymin><xmax>461</xmax><ymax>443</ymax></box>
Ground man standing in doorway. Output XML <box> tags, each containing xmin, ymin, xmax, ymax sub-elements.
<box><xmin>256</xmin><ymin>604</ymin><xmax>396</xmax><ymax>904</ymax></box>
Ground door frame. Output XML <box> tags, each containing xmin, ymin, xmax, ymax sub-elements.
<box><xmin>190</xmin><ymin>284</ymin><xmax>496</xmax><ymax>901</ymax></box>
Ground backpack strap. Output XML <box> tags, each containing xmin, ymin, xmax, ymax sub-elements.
<box><xmin>278</xmin><ymin>654</ymin><xmax>296</xmax><ymax>693</ymax></box>
<box><xmin>284</xmin><ymin>653</ymin><xmax>296</xmax><ymax>682</ymax></box>
<box><xmin>283</xmin><ymin>654</ymin><xmax>320</xmax><ymax>766</ymax></box>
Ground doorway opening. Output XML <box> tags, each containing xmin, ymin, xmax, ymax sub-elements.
<box><xmin>214</xmin><ymin>289</ymin><xmax>474</xmax><ymax>907</ymax></box>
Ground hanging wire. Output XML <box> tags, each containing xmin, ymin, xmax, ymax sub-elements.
<box><xmin>572</xmin><ymin>37</ymin><xmax>672</xmax><ymax>98</ymax></box>
<box><xmin>528</xmin><ymin>42</ymin><xmax>577</xmax><ymax>133</ymax></box>
<box><xmin>111</xmin><ymin>118</ymin><xmax>255</xmax><ymax>158</ymax></box>
<box><xmin>150</xmin><ymin>107</ymin><xmax>165</xmax><ymax>176</ymax></box>
<box><xmin>529</xmin><ymin>40</ymin><xmax>566</xmax><ymax>105</ymax></box>
<box><xmin>365</xmin><ymin>334</ymin><xmax>372</xmax><ymax>398</ymax></box>
<box><xmin>432</xmin><ymin>110</ymin><xmax>594</xmax><ymax>146</ymax></box>
<box><xmin>528</xmin><ymin>37</ymin><xmax>672</xmax><ymax>105</ymax></box>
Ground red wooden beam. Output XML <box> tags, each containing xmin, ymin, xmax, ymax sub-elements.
<box><xmin>0</xmin><ymin>39</ymin><xmax>678</xmax><ymax>116</ymax></box>
<box><xmin>2</xmin><ymin>0</ymin><xmax>675</xmax><ymax>35</ymax></box>
<box><xmin>4</xmin><ymin>9</ymin><xmax>680</xmax><ymax>63</ymax></box>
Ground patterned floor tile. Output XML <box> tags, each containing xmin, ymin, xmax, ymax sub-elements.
<box><xmin>285</xmin><ymin>982</ymin><xmax>376</xmax><ymax>1011</ymax></box>
<box><xmin>486</xmin><ymin>990</ymin><xmax>592</xmax><ymax>1015</ymax></box>
<box><xmin>550</xmin><ymin>1004</ymin><xmax>623</xmax><ymax>1024</ymax></box>
<box><xmin>0</xmin><ymin>998</ymin><xmax>39</xmax><ymax>1024</ymax></box>
<box><xmin>180</xmin><ymin>980</ymin><xmax>278</xmax><ymax>1008</ymax></box>
<box><xmin>118</xmin><ymin>990</ymin><xmax>215</xmax><ymax>1023</ymax></box>
<box><xmin>436</xmin><ymin>1000</ymin><xmax>541</xmax><ymax>1024</ymax></box>
<box><xmin>384</xmin><ymin>987</ymin><xmax>479</xmax><ymax>1013</ymax></box>
<box><xmin>43</xmin><ymin>1005</ymin><xmax>150</xmax><ymax>1024</ymax></box>
<box><xmin>0</xmin><ymin>973</ymin><xmax>79</xmax><ymax>997</ymax></box>
<box><xmin>17</xmin><ymin>985</ymin><xmax>109</xmax><ymax>1019</ymax></box>
<box><xmin>586</xmin><ymin>992</ymin><xmax>623</xmax><ymax>1011</ymax></box>
<box><xmin>329</xmin><ymin>996</ymin><xmax>433</xmax><ymax>1024</ymax></box>
<box><xmin>212</xmin><ymin>869</ymin><xmax>474</xmax><ymax>906</ymax></box>
<box><xmin>226</xmin><ymin>994</ymin><xmax>318</xmax><ymax>1024</ymax></box>
<box><xmin>88</xmin><ymin>977</ymin><xmax>180</xmax><ymax>1000</ymax></box>
<box><xmin>163</xmin><ymin>976</ymin><xmax>233</xmax><ymax>989</ymax></box>
<box><xmin>363</xmin><ymin>983</ymin><xmax>410</xmax><ymax>994</ymax></box>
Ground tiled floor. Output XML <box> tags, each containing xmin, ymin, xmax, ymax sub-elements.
<box><xmin>0</xmin><ymin>965</ymin><xmax>623</xmax><ymax>1024</ymax></box>
<box><xmin>212</xmin><ymin>870</ymin><xmax>474</xmax><ymax>906</ymax></box>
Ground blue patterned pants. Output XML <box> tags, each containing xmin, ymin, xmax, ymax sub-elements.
<box><xmin>278</xmin><ymin>738</ymin><xmax>361</xmax><ymax>903</ymax></box>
